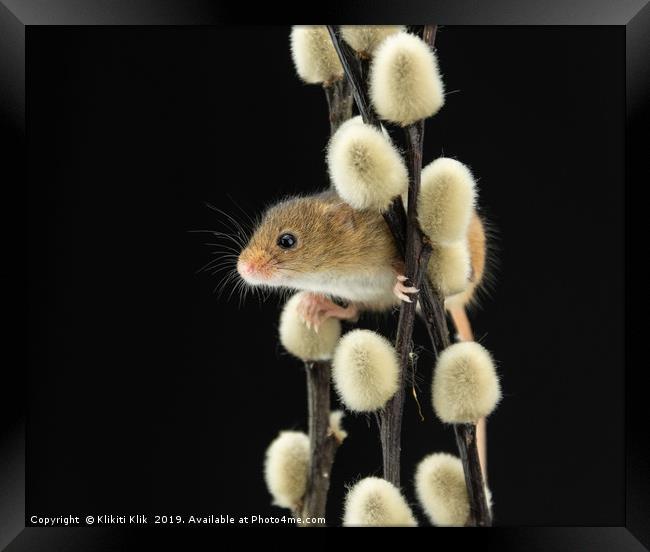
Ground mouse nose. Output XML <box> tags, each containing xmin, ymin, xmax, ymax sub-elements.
<box><xmin>237</xmin><ymin>253</ymin><xmax>276</xmax><ymax>281</ymax></box>
<box><xmin>237</xmin><ymin>259</ymin><xmax>255</xmax><ymax>277</ymax></box>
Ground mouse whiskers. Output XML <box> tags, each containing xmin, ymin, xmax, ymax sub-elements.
<box><xmin>204</xmin><ymin>203</ymin><xmax>252</xmax><ymax>246</ymax></box>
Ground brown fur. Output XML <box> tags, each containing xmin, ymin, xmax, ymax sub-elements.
<box><xmin>240</xmin><ymin>190</ymin><xmax>399</xmax><ymax>281</ymax></box>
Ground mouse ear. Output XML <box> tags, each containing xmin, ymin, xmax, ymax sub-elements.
<box><xmin>323</xmin><ymin>201</ymin><xmax>357</xmax><ymax>232</ymax></box>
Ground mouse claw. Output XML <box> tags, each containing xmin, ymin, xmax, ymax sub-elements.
<box><xmin>393</xmin><ymin>274</ymin><xmax>419</xmax><ymax>303</ymax></box>
<box><xmin>396</xmin><ymin>292</ymin><xmax>412</xmax><ymax>303</ymax></box>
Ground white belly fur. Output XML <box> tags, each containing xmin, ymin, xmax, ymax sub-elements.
<box><xmin>288</xmin><ymin>269</ymin><xmax>397</xmax><ymax>308</ymax></box>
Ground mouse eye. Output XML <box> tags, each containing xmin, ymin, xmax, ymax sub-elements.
<box><xmin>277</xmin><ymin>233</ymin><xmax>297</xmax><ymax>249</ymax></box>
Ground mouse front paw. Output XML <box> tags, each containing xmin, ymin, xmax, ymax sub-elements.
<box><xmin>393</xmin><ymin>274</ymin><xmax>419</xmax><ymax>303</ymax></box>
<box><xmin>296</xmin><ymin>292</ymin><xmax>359</xmax><ymax>332</ymax></box>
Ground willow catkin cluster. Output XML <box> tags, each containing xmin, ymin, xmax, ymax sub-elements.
<box><xmin>428</xmin><ymin>240</ymin><xmax>472</xmax><ymax>297</ymax></box>
<box><xmin>418</xmin><ymin>157</ymin><xmax>478</xmax><ymax>297</ymax></box>
<box><xmin>432</xmin><ymin>341</ymin><xmax>501</xmax><ymax>424</ymax></box>
<box><xmin>415</xmin><ymin>453</ymin><xmax>470</xmax><ymax>526</ymax></box>
<box><xmin>419</xmin><ymin>158</ymin><xmax>477</xmax><ymax>245</ymax></box>
<box><xmin>369</xmin><ymin>32</ymin><xmax>445</xmax><ymax>126</ymax></box>
<box><xmin>327</xmin><ymin>117</ymin><xmax>408</xmax><ymax>212</ymax></box>
<box><xmin>343</xmin><ymin>477</ymin><xmax>417</xmax><ymax>527</ymax></box>
<box><xmin>290</xmin><ymin>26</ymin><xmax>343</xmax><ymax>85</ymax></box>
<box><xmin>332</xmin><ymin>329</ymin><xmax>399</xmax><ymax>412</ymax></box>
<box><xmin>340</xmin><ymin>26</ymin><xmax>404</xmax><ymax>56</ymax></box>
<box><xmin>279</xmin><ymin>292</ymin><xmax>341</xmax><ymax>362</ymax></box>
<box><xmin>263</xmin><ymin>431</ymin><xmax>310</xmax><ymax>510</ymax></box>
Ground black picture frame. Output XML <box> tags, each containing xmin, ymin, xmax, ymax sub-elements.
<box><xmin>1</xmin><ymin>1</ymin><xmax>646</xmax><ymax>548</ymax></box>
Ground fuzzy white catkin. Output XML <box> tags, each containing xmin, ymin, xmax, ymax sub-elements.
<box><xmin>279</xmin><ymin>292</ymin><xmax>342</xmax><ymax>361</ymax></box>
<box><xmin>432</xmin><ymin>341</ymin><xmax>501</xmax><ymax>424</ymax></box>
<box><xmin>329</xmin><ymin>410</ymin><xmax>348</xmax><ymax>442</ymax></box>
<box><xmin>331</xmin><ymin>114</ymin><xmax>365</xmax><ymax>135</ymax></box>
<box><xmin>428</xmin><ymin>240</ymin><xmax>471</xmax><ymax>297</ymax></box>
<box><xmin>415</xmin><ymin>453</ymin><xmax>470</xmax><ymax>526</ymax></box>
<box><xmin>343</xmin><ymin>477</ymin><xmax>418</xmax><ymax>527</ymax></box>
<box><xmin>327</xmin><ymin>120</ymin><xmax>408</xmax><ymax>212</ymax></box>
<box><xmin>264</xmin><ymin>431</ymin><xmax>310</xmax><ymax>509</ymax></box>
<box><xmin>369</xmin><ymin>32</ymin><xmax>444</xmax><ymax>125</ymax></box>
<box><xmin>340</xmin><ymin>26</ymin><xmax>404</xmax><ymax>55</ymax></box>
<box><xmin>418</xmin><ymin>157</ymin><xmax>477</xmax><ymax>245</ymax></box>
<box><xmin>332</xmin><ymin>329</ymin><xmax>399</xmax><ymax>412</ymax></box>
<box><xmin>290</xmin><ymin>26</ymin><xmax>344</xmax><ymax>85</ymax></box>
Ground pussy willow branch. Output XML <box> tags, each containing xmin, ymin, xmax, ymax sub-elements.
<box><xmin>456</xmin><ymin>424</ymin><xmax>492</xmax><ymax>526</ymax></box>
<box><xmin>327</xmin><ymin>23</ymin><xmax>434</xmax><ymax>489</ymax></box>
<box><xmin>413</xmin><ymin>27</ymin><xmax>491</xmax><ymax>526</ymax></box>
<box><xmin>450</xmin><ymin>306</ymin><xmax>488</xmax><ymax>479</ymax></box>
<box><xmin>299</xmin><ymin>360</ymin><xmax>341</xmax><ymax>526</ymax></box>
<box><xmin>326</xmin><ymin>28</ymin><xmax>380</xmax><ymax>128</ymax></box>
<box><xmin>327</xmin><ymin>25</ymin><xmax>492</xmax><ymax>526</ymax></box>
<box><xmin>405</xmin><ymin>28</ymin><xmax>491</xmax><ymax>527</ymax></box>
<box><xmin>379</xmin><ymin>120</ymin><xmax>436</xmax><ymax>485</ymax></box>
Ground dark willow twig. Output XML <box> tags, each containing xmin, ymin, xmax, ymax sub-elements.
<box><xmin>422</xmin><ymin>24</ymin><xmax>437</xmax><ymax>46</ymax></box>
<box><xmin>326</xmin><ymin>27</ymin><xmax>380</xmax><ymax>128</ymax></box>
<box><xmin>299</xmin><ymin>360</ymin><xmax>341</xmax><ymax>526</ymax></box>
<box><xmin>381</xmin><ymin>244</ymin><xmax>432</xmax><ymax>484</ymax></box>
<box><xmin>456</xmin><ymin>423</ymin><xmax>492</xmax><ymax>526</ymax></box>
<box><xmin>381</xmin><ymin>120</ymin><xmax>434</xmax><ymax>485</ymax></box>
<box><xmin>327</xmin><ymin>25</ymin><xmax>492</xmax><ymax>526</ymax></box>
<box><xmin>323</xmin><ymin>78</ymin><xmax>353</xmax><ymax>135</ymax></box>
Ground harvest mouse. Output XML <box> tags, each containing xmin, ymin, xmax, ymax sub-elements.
<box><xmin>236</xmin><ymin>189</ymin><xmax>486</xmax><ymax>329</ymax></box>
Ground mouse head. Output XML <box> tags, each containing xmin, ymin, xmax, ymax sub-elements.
<box><xmin>237</xmin><ymin>194</ymin><xmax>356</xmax><ymax>288</ymax></box>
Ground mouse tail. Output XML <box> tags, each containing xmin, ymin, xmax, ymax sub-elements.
<box><xmin>443</xmin><ymin>211</ymin><xmax>497</xmax><ymax>481</ymax></box>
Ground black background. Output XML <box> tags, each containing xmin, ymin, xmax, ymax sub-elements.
<box><xmin>27</xmin><ymin>26</ymin><xmax>625</xmax><ymax>526</ymax></box>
